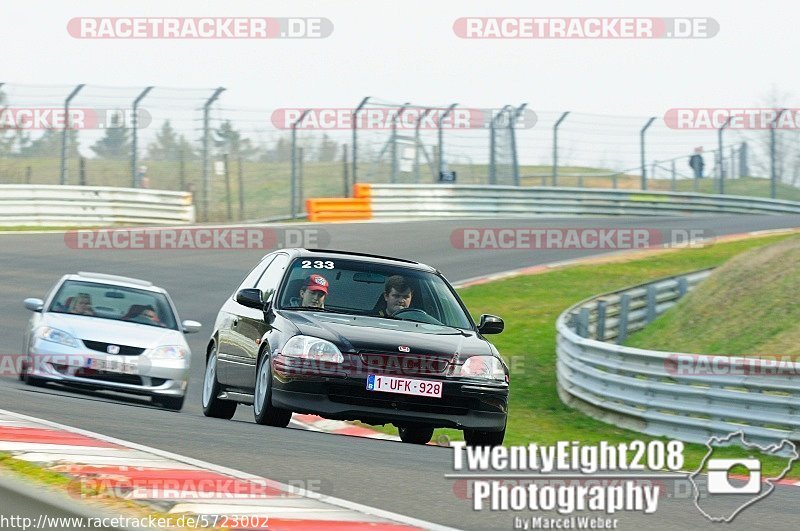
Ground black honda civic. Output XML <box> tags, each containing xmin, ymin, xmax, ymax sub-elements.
<box><xmin>202</xmin><ymin>248</ymin><xmax>508</xmax><ymax>445</ymax></box>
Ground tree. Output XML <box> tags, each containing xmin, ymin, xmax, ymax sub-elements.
<box><xmin>213</xmin><ymin>120</ymin><xmax>258</xmax><ymax>160</ymax></box>
<box><xmin>20</xmin><ymin>128</ymin><xmax>80</xmax><ymax>159</ymax></box>
<box><xmin>146</xmin><ymin>120</ymin><xmax>179</xmax><ymax>160</ymax></box>
<box><xmin>317</xmin><ymin>133</ymin><xmax>339</xmax><ymax>162</ymax></box>
<box><xmin>90</xmin><ymin>114</ymin><xmax>130</xmax><ymax>159</ymax></box>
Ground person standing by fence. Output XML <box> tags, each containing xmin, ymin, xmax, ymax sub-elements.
<box><xmin>689</xmin><ymin>147</ymin><xmax>705</xmax><ymax>179</ymax></box>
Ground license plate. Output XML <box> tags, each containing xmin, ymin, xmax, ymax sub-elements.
<box><xmin>366</xmin><ymin>374</ymin><xmax>442</xmax><ymax>398</ymax></box>
<box><xmin>86</xmin><ymin>356</ymin><xmax>138</xmax><ymax>375</ymax></box>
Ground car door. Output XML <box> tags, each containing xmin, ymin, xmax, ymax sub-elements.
<box><xmin>217</xmin><ymin>255</ymin><xmax>274</xmax><ymax>385</ymax></box>
<box><xmin>227</xmin><ymin>253</ymin><xmax>289</xmax><ymax>391</ymax></box>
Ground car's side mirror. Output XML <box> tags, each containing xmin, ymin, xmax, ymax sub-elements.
<box><xmin>236</xmin><ymin>288</ymin><xmax>265</xmax><ymax>310</ymax></box>
<box><xmin>24</xmin><ymin>298</ymin><xmax>44</xmax><ymax>313</ymax></box>
<box><xmin>478</xmin><ymin>314</ymin><xmax>504</xmax><ymax>335</ymax></box>
<box><xmin>182</xmin><ymin>320</ymin><xmax>202</xmax><ymax>334</ymax></box>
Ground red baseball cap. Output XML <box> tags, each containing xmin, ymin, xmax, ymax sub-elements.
<box><xmin>304</xmin><ymin>274</ymin><xmax>329</xmax><ymax>294</ymax></box>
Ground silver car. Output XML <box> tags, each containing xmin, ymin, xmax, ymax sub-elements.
<box><xmin>21</xmin><ymin>272</ymin><xmax>200</xmax><ymax>410</ymax></box>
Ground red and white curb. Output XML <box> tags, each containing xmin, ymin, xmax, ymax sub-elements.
<box><xmin>290</xmin><ymin>414</ymin><xmax>401</xmax><ymax>441</ymax></box>
<box><xmin>0</xmin><ymin>408</ymin><xmax>457</xmax><ymax>530</ymax></box>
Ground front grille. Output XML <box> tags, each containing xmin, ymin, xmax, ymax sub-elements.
<box><xmin>82</xmin><ymin>340</ymin><xmax>145</xmax><ymax>356</ymax></box>
<box><xmin>357</xmin><ymin>352</ymin><xmax>450</xmax><ymax>376</ymax></box>
<box><xmin>73</xmin><ymin>368</ymin><xmax>143</xmax><ymax>386</ymax></box>
<box><xmin>328</xmin><ymin>384</ymin><xmax>471</xmax><ymax>416</ymax></box>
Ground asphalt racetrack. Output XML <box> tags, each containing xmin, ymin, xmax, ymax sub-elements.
<box><xmin>2</xmin><ymin>215</ymin><xmax>799</xmax><ymax>530</ymax></box>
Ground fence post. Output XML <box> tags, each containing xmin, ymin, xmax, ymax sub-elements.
<box><xmin>671</xmin><ymin>159</ymin><xmax>676</xmax><ymax>191</ymax></box>
<box><xmin>646</xmin><ymin>285</ymin><xmax>657</xmax><ymax>323</ymax></box>
<box><xmin>179</xmin><ymin>146</ymin><xmax>186</xmax><ymax>191</ymax></box>
<box><xmin>59</xmin><ymin>84</ymin><xmax>85</xmax><ymax>185</ymax></box>
<box><xmin>351</xmin><ymin>96</ymin><xmax>370</xmax><ymax>186</ymax></box>
<box><xmin>489</xmin><ymin>105</ymin><xmax>511</xmax><ymax>185</ymax></box>
<box><xmin>770</xmin><ymin>109</ymin><xmax>786</xmax><ymax>199</ymax></box>
<box><xmin>438</xmin><ymin>103</ymin><xmax>458</xmax><ymax>178</ymax></box>
<box><xmin>342</xmin><ymin>143</ymin><xmax>349</xmax><ymax>196</ymax></box>
<box><xmin>414</xmin><ymin>109</ymin><xmax>430</xmax><ymax>184</ymax></box>
<box><xmin>299</xmin><ymin>147</ymin><xmax>305</xmax><ymax>214</ymax></box>
<box><xmin>291</xmin><ymin>109</ymin><xmax>311</xmax><ymax>219</ymax></box>
<box><xmin>618</xmin><ymin>294</ymin><xmax>630</xmax><ymax>343</ymax></box>
<box><xmin>391</xmin><ymin>103</ymin><xmax>410</xmax><ymax>183</ymax></box>
<box><xmin>552</xmin><ymin>111</ymin><xmax>569</xmax><ymax>186</ymax></box>
<box><xmin>717</xmin><ymin>116</ymin><xmax>732</xmax><ymax>194</ymax></box>
<box><xmin>223</xmin><ymin>153</ymin><xmax>232</xmax><ymax>221</ymax></box>
<box><xmin>640</xmin><ymin>117</ymin><xmax>656</xmax><ymax>191</ymax></box>
<box><xmin>202</xmin><ymin>87</ymin><xmax>225</xmax><ymax>221</ymax></box>
<box><xmin>596</xmin><ymin>301</ymin><xmax>607</xmax><ymax>341</ymax></box>
<box><xmin>739</xmin><ymin>141</ymin><xmax>748</xmax><ymax>178</ymax></box>
<box><xmin>511</xmin><ymin>103</ymin><xmax>526</xmax><ymax>187</ymax></box>
<box><xmin>130</xmin><ymin>86</ymin><xmax>153</xmax><ymax>188</ymax></box>
<box><xmin>237</xmin><ymin>155</ymin><xmax>244</xmax><ymax>220</ymax></box>
<box><xmin>79</xmin><ymin>157</ymin><xmax>86</xmax><ymax>186</ymax></box>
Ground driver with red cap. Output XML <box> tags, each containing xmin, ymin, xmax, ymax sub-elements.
<box><xmin>298</xmin><ymin>274</ymin><xmax>329</xmax><ymax>308</ymax></box>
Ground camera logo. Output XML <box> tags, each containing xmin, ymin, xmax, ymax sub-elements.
<box><xmin>689</xmin><ymin>431</ymin><xmax>798</xmax><ymax>523</ymax></box>
<box><xmin>707</xmin><ymin>458</ymin><xmax>761</xmax><ymax>494</ymax></box>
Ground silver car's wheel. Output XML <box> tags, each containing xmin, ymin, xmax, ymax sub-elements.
<box><xmin>201</xmin><ymin>346</ymin><xmax>236</xmax><ymax>419</ymax></box>
<box><xmin>253</xmin><ymin>353</ymin><xmax>291</xmax><ymax>427</ymax></box>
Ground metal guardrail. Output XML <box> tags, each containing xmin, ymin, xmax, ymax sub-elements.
<box><xmin>365</xmin><ymin>185</ymin><xmax>800</xmax><ymax>218</ymax></box>
<box><xmin>556</xmin><ymin>269</ymin><xmax>800</xmax><ymax>447</ymax></box>
<box><xmin>0</xmin><ymin>185</ymin><xmax>195</xmax><ymax>226</ymax></box>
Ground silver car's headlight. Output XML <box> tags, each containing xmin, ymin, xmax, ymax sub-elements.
<box><xmin>150</xmin><ymin>345</ymin><xmax>189</xmax><ymax>360</ymax></box>
<box><xmin>36</xmin><ymin>326</ymin><xmax>78</xmax><ymax>348</ymax></box>
<box><xmin>282</xmin><ymin>335</ymin><xmax>344</xmax><ymax>363</ymax></box>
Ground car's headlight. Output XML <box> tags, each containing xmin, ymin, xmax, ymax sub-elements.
<box><xmin>36</xmin><ymin>326</ymin><xmax>78</xmax><ymax>347</ymax></box>
<box><xmin>281</xmin><ymin>335</ymin><xmax>343</xmax><ymax>363</ymax></box>
<box><xmin>150</xmin><ymin>345</ymin><xmax>189</xmax><ymax>360</ymax></box>
<box><xmin>454</xmin><ymin>355</ymin><xmax>506</xmax><ymax>381</ymax></box>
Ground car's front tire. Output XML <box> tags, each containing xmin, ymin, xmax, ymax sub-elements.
<box><xmin>398</xmin><ymin>425</ymin><xmax>434</xmax><ymax>445</ymax></box>
<box><xmin>202</xmin><ymin>345</ymin><xmax>237</xmax><ymax>419</ymax></box>
<box><xmin>463</xmin><ymin>427</ymin><xmax>505</xmax><ymax>447</ymax></box>
<box><xmin>253</xmin><ymin>353</ymin><xmax>292</xmax><ymax>427</ymax></box>
<box><xmin>153</xmin><ymin>395</ymin><xmax>184</xmax><ymax>411</ymax></box>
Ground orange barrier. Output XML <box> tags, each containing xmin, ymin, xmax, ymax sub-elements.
<box><xmin>305</xmin><ymin>197</ymin><xmax>372</xmax><ymax>222</ymax></box>
<box><xmin>353</xmin><ymin>183</ymin><xmax>372</xmax><ymax>198</ymax></box>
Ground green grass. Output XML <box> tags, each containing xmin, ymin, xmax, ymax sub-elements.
<box><xmin>625</xmin><ymin>237</ymin><xmax>800</xmax><ymax>356</ymax></box>
<box><xmin>363</xmin><ymin>233</ymin><xmax>800</xmax><ymax>477</ymax></box>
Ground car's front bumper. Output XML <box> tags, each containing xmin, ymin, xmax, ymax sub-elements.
<box><xmin>25</xmin><ymin>341</ymin><xmax>189</xmax><ymax>398</ymax></box>
<box><xmin>271</xmin><ymin>374</ymin><xmax>508</xmax><ymax>431</ymax></box>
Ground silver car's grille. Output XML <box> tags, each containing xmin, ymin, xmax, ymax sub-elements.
<box><xmin>82</xmin><ymin>340</ymin><xmax>145</xmax><ymax>356</ymax></box>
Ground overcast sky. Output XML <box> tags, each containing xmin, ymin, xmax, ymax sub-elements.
<box><xmin>3</xmin><ymin>0</ymin><xmax>798</xmax><ymax>113</ymax></box>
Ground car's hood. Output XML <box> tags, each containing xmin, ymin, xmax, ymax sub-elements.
<box><xmin>278</xmin><ymin>311</ymin><xmax>493</xmax><ymax>359</ymax></box>
<box><xmin>41</xmin><ymin>313</ymin><xmax>185</xmax><ymax>349</ymax></box>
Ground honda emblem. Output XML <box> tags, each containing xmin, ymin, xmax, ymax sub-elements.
<box><xmin>106</xmin><ymin>345</ymin><xmax>120</xmax><ymax>354</ymax></box>
<box><xmin>398</xmin><ymin>346</ymin><xmax>410</xmax><ymax>352</ymax></box>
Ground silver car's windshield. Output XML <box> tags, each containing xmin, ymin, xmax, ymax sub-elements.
<box><xmin>48</xmin><ymin>280</ymin><xmax>178</xmax><ymax>330</ymax></box>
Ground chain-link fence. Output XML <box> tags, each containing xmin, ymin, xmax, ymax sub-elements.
<box><xmin>2</xmin><ymin>83</ymin><xmax>799</xmax><ymax>223</ymax></box>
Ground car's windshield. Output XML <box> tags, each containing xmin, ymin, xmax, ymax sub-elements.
<box><xmin>277</xmin><ymin>257</ymin><xmax>472</xmax><ymax>329</ymax></box>
<box><xmin>48</xmin><ymin>280</ymin><xmax>178</xmax><ymax>330</ymax></box>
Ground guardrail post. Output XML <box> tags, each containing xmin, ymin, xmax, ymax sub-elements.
<box><xmin>552</xmin><ymin>112</ymin><xmax>570</xmax><ymax>186</ymax></box>
<box><xmin>60</xmin><ymin>84</ymin><xmax>85</xmax><ymax>185</ymax></box>
<box><xmin>202</xmin><ymin>87</ymin><xmax>225</xmax><ymax>221</ymax></box>
<box><xmin>618</xmin><ymin>294</ymin><xmax>630</xmax><ymax>343</ymax></box>
<box><xmin>717</xmin><ymin>116</ymin><xmax>732</xmax><ymax>194</ymax></box>
<box><xmin>646</xmin><ymin>285</ymin><xmax>657</xmax><ymax>323</ymax></box>
<box><xmin>677</xmin><ymin>277</ymin><xmax>688</xmax><ymax>297</ymax></box>
<box><xmin>352</xmin><ymin>97</ymin><xmax>370</xmax><ymax>187</ymax></box>
<box><xmin>640</xmin><ymin>117</ymin><xmax>656</xmax><ymax>191</ymax></box>
<box><xmin>770</xmin><ymin>109</ymin><xmax>786</xmax><ymax>199</ymax></box>
<box><xmin>577</xmin><ymin>308</ymin><xmax>590</xmax><ymax>338</ymax></box>
<box><xmin>130</xmin><ymin>86</ymin><xmax>153</xmax><ymax>188</ymax></box>
<box><xmin>596</xmin><ymin>301</ymin><xmax>607</xmax><ymax>340</ymax></box>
